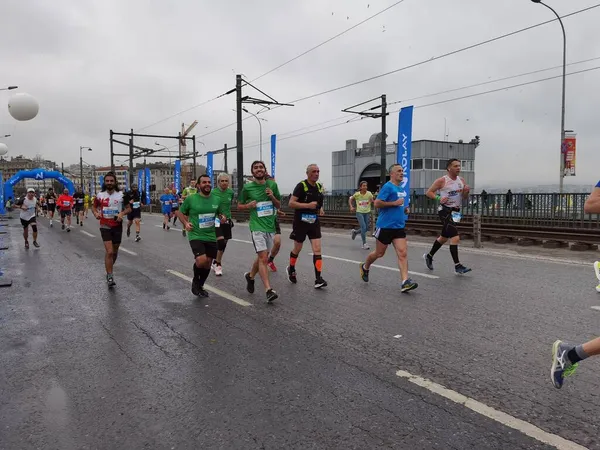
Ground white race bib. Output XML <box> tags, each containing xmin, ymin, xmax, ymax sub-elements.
<box><xmin>63</xmin><ymin>201</ymin><xmax>71</xmax><ymax>207</ymax></box>
<box><xmin>451</xmin><ymin>211</ymin><xmax>462</xmax><ymax>223</ymax></box>
<box><xmin>198</xmin><ymin>213</ymin><xmax>215</xmax><ymax>228</ymax></box>
<box><xmin>103</xmin><ymin>207</ymin><xmax>119</xmax><ymax>217</ymax></box>
<box><xmin>358</xmin><ymin>200</ymin><xmax>369</xmax><ymax>208</ymax></box>
<box><xmin>301</xmin><ymin>213</ymin><xmax>317</xmax><ymax>224</ymax></box>
<box><xmin>256</xmin><ymin>201</ymin><xmax>274</xmax><ymax>217</ymax></box>
<box><xmin>132</xmin><ymin>202</ymin><xmax>140</xmax><ymax>209</ymax></box>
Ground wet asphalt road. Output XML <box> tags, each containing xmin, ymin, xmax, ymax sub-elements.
<box><xmin>0</xmin><ymin>213</ymin><xmax>599</xmax><ymax>450</ymax></box>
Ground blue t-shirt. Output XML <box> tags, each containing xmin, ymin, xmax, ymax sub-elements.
<box><xmin>375</xmin><ymin>181</ymin><xmax>406</xmax><ymax>229</ymax></box>
<box><xmin>170</xmin><ymin>193</ymin><xmax>180</xmax><ymax>208</ymax></box>
<box><xmin>160</xmin><ymin>194</ymin><xmax>172</xmax><ymax>210</ymax></box>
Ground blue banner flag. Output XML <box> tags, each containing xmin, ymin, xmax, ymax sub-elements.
<box><xmin>206</xmin><ymin>152</ymin><xmax>213</xmax><ymax>185</ymax></box>
<box><xmin>397</xmin><ymin>106</ymin><xmax>414</xmax><ymax>205</ymax></box>
<box><xmin>124</xmin><ymin>171</ymin><xmax>129</xmax><ymax>191</ymax></box>
<box><xmin>137</xmin><ymin>170</ymin><xmax>143</xmax><ymax>193</ymax></box>
<box><xmin>270</xmin><ymin>134</ymin><xmax>276</xmax><ymax>179</ymax></box>
<box><xmin>99</xmin><ymin>175</ymin><xmax>104</xmax><ymax>190</ymax></box>
<box><xmin>0</xmin><ymin>170</ymin><xmax>4</xmax><ymax>214</ymax></box>
<box><xmin>174</xmin><ymin>160</ymin><xmax>181</xmax><ymax>193</ymax></box>
<box><xmin>144</xmin><ymin>167</ymin><xmax>151</xmax><ymax>205</ymax></box>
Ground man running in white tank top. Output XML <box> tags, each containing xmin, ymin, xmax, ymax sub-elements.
<box><xmin>423</xmin><ymin>159</ymin><xmax>471</xmax><ymax>275</ymax></box>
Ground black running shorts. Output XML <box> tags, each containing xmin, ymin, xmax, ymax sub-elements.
<box><xmin>20</xmin><ymin>217</ymin><xmax>36</xmax><ymax>228</ymax></box>
<box><xmin>290</xmin><ymin>220</ymin><xmax>321</xmax><ymax>243</ymax></box>
<box><xmin>438</xmin><ymin>206</ymin><xmax>460</xmax><ymax>239</ymax></box>
<box><xmin>216</xmin><ymin>222</ymin><xmax>233</xmax><ymax>240</ymax></box>
<box><xmin>374</xmin><ymin>227</ymin><xmax>406</xmax><ymax>245</ymax></box>
<box><xmin>60</xmin><ymin>209</ymin><xmax>72</xmax><ymax>218</ymax></box>
<box><xmin>100</xmin><ymin>225</ymin><xmax>123</xmax><ymax>244</ymax></box>
<box><xmin>189</xmin><ymin>240</ymin><xmax>218</xmax><ymax>259</ymax></box>
<box><xmin>127</xmin><ymin>209</ymin><xmax>142</xmax><ymax>221</ymax></box>
<box><xmin>47</xmin><ymin>204</ymin><xmax>56</xmax><ymax>212</ymax></box>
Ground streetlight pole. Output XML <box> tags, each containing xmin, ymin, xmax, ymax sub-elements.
<box><xmin>79</xmin><ymin>146</ymin><xmax>92</xmax><ymax>192</ymax></box>
<box><xmin>0</xmin><ymin>86</ymin><xmax>18</xmax><ymax>91</ymax></box>
<box><xmin>242</xmin><ymin>108</ymin><xmax>267</xmax><ymax>161</ymax></box>
<box><xmin>531</xmin><ymin>0</ymin><xmax>566</xmax><ymax>193</ymax></box>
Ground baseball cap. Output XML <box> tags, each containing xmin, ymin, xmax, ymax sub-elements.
<box><xmin>27</xmin><ymin>188</ymin><xmax>35</xmax><ymax>193</ymax></box>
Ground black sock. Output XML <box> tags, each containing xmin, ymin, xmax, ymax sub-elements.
<box><xmin>198</xmin><ymin>268</ymin><xmax>210</xmax><ymax>286</ymax></box>
<box><xmin>313</xmin><ymin>254</ymin><xmax>322</xmax><ymax>279</ymax></box>
<box><xmin>449</xmin><ymin>245</ymin><xmax>460</xmax><ymax>265</ymax></box>
<box><xmin>268</xmin><ymin>255</ymin><xmax>274</xmax><ymax>263</ymax></box>
<box><xmin>429</xmin><ymin>240</ymin><xmax>443</xmax><ymax>257</ymax></box>
<box><xmin>567</xmin><ymin>348</ymin><xmax>582</xmax><ymax>364</ymax></box>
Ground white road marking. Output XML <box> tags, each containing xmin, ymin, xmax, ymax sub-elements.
<box><xmin>119</xmin><ymin>247</ymin><xmax>137</xmax><ymax>256</ymax></box>
<box><xmin>80</xmin><ymin>230</ymin><xmax>95</xmax><ymax>238</ymax></box>
<box><xmin>396</xmin><ymin>370</ymin><xmax>586</xmax><ymax>450</ymax></box>
<box><xmin>393</xmin><ymin>335</ymin><xmax>402</xmax><ymax>339</ymax></box>
<box><xmin>166</xmin><ymin>270</ymin><xmax>252</xmax><ymax>307</ymax></box>
<box><xmin>319</xmin><ymin>254</ymin><xmax>439</xmax><ymax>279</ymax></box>
<box><xmin>591</xmin><ymin>306</ymin><xmax>600</xmax><ymax>312</ymax></box>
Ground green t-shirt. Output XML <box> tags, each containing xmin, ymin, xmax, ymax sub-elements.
<box><xmin>212</xmin><ymin>187</ymin><xmax>234</xmax><ymax>219</ymax></box>
<box><xmin>179</xmin><ymin>193</ymin><xmax>221</xmax><ymax>242</ymax></box>
<box><xmin>182</xmin><ymin>186</ymin><xmax>197</xmax><ymax>198</ymax></box>
<box><xmin>239</xmin><ymin>180</ymin><xmax>281</xmax><ymax>232</ymax></box>
<box><xmin>353</xmin><ymin>191</ymin><xmax>374</xmax><ymax>214</ymax></box>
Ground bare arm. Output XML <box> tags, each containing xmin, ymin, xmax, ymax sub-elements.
<box><xmin>348</xmin><ymin>195</ymin><xmax>355</xmax><ymax>210</ymax></box>
<box><xmin>584</xmin><ymin>187</ymin><xmax>600</xmax><ymax>214</ymax></box>
<box><xmin>461</xmin><ymin>177</ymin><xmax>471</xmax><ymax>199</ymax></box>
<box><xmin>237</xmin><ymin>200</ymin><xmax>256</xmax><ymax>211</ymax></box>
<box><xmin>288</xmin><ymin>195</ymin><xmax>317</xmax><ymax>210</ymax></box>
<box><xmin>426</xmin><ymin>178</ymin><xmax>444</xmax><ymax>200</ymax></box>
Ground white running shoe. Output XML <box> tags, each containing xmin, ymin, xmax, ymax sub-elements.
<box><xmin>361</xmin><ymin>243</ymin><xmax>370</xmax><ymax>249</ymax></box>
<box><xmin>215</xmin><ymin>265</ymin><xmax>223</xmax><ymax>276</ymax></box>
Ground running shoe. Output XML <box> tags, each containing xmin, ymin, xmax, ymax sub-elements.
<box><xmin>266</xmin><ymin>288</ymin><xmax>278</xmax><ymax>303</ymax></box>
<box><xmin>286</xmin><ymin>266</ymin><xmax>297</xmax><ymax>284</ymax></box>
<box><xmin>80</xmin><ymin>222</ymin><xmax>83</xmax><ymax>227</ymax></box>
<box><xmin>550</xmin><ymin>340</ymin><xmax>578</xmax><ymax>389</ymax></box>
<box><xmin>351</xmin><ymin>229</ymin><xmax>358</xmax><ymax>240</ymax></box>
<box><xmin>66</xmin><ymin>227</ymin><xmax>71</xmax><ymax>233</ymax></box>
<box><xmin>197</xmin><ymin>287</ymin><xmax>209</xmax><ymax>297</ymax></box>
<box><xmin>61</xmin><ymin>224</ymin><xmax>65</xmax><ymax>230</ymax></box>
<box><xmin>126</xmin><ymin>226</ymin><xmax>131</xmax><ymax>237</ymax></box>
<box><xmin>135</xmin><ymin>235</ymin><xmax>141</xmax><ymax>242</ymax></box>
<box><xmin>215</xmin><ymin>265</ymin><xmax>223</xmax><ymax>277</ymax></box>
<box><xmin>50</xmin><ymin>222</ymin><xmax>53</xmax><ymax>228</ymax></box>
<box><xmin>424</xmin><ymin>253</ymin><xmax>434</xmax><ymax>270</ymax></box>
<box><xmin>455</xmin><ymin>264</ymin><xmax>471</xmax><ymax>275</ymax></box>
<box><xmin>401</xmin><ymin>278</ymin><xmax>418</xmax><ymax>293</ymax></box>
<box><xmin>359</xmin><ymin>263</ymin><xmax>369</xmax><ymax>282</ymax></box>
<box><xmin>24</xmin><ymin>241</ymin><xmax>29</xmax><ymax>250</ymax></box>
<box><xmin>267</xmin><ymin>261</ymin><xmax>277</xmax><ymax>272</ymax></box>
<box><xmin>167</xmin><ymin>226</ymin><xmax>170</xmax><ymax>231</ymax></box>
<box><xmin>182</xmin><ymin>229</ymin><xmax>186</xmax><ymax>237</ymax></box>
<box><xmin>163</xmin><ymin>224</ymin><xmax>166</xmax><ymax>229</ymax></box>
<box><xmin>211</xmin><ymin>260</ymin><xmax>217</xmax><ymax>272</ymax></box>
<box><xmin>191</xmin><ymin>276</ymin><xmax>202</xmax><ymax>296</ymax></box>
<box><xmin>107</xmin><ymin>274</ymin><xmax>116</xmax><ymax>288</ymax></box>
<box><xmin>244</xmin><ymin>272</ymin><xmax>255</xmax><ymax>294</ymax></box>
<box><xmin>361</xmin><ymin>243</ymin><xmax>370</xmax><ymax>250</ymax></box>
<box><xmin>33</xmin><ymin>241</ymin><xmax>40</xmax><ymax>248</ymax></box>
<box><xmin>314</xmin><ymin>278</ymin><xmax>328</xmax><ymax>289</ymax></box>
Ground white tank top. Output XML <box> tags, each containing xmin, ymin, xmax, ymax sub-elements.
<box><xmin>438</xmin><ymin>175</ymin><xmax>465</xmax><ymax>209</ymax></box>
<box><xmin>20</xmin><ymin>197</ymin><xmax>37</xmax><ymax>221</ymax></box>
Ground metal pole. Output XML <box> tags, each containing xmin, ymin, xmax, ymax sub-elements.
<box><xmin>192</xmin><ymin>136</ymin><xmax>197</xmax><ymax>180</ymax></box>
<box><xmin>61</xmin><ymin>162</ymin><xmax>64</xmax><ymax>175</ymax></box>
<box><xmin>380</xmin><ymin>94</ymin><xmax>387</xmax><ymax>187</ymax></box>
<box><xmin>128</xmin><ymin>136</ymin><xmax>134</xmax><ymax>189</ymax></box>
<box><xmin>236</xmin><ymin>74</ymin><xmax>244</xmax><ymax>196</ymax></box>
<box><xmin>110</xmin><ymin>130</ymin><xmax>115</xmax><ymax>172</ymax></box>
<box><xmin>224</xmin><ymin>144</ymin><xmax>228</xmax><ymax>173</ymax></box>
<box><xmin>79</xmin><ymin>146</ymin><xmax>83</xmax><ymax>191</ymax></box>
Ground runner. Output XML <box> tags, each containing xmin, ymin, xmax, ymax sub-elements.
<box><xmin>125</xmin><ymin>184</ymin><xmax>144</xmax><ymax>242</ymax></box>
<box><xmin>550</xmin><ymin>338</ymin><xmax>600</xmax><ymax>389</ymax></box>
<box><xmin>181</xmin><ymin>180</ymin><xmax>198</xmax><ymax>237</ymax></box>
<box><xmin>286</xmin><ymin>164</ymin><xmax>327</xmax><ymax>289</ymax></box>
<box><xmin>73</xmin><ymin>187</ymin><xmax>85</xmax><ymax>226</ymax></box>
<box><xmin>211</xmin><ymin>173</ymin><xmax>235</xmax><ymax>276</ymax></box>
<box><xmin>176</xmin><ymin>174</ymin><xmax>224</xmax><ymax>297</ymax></box>
<box><xmin>171</xmin><ymin>189</ymin><xmax>181</xmax><ymax>227</ymax></box>
<box><xmin>56</xmin><ymin>188</ymin><xmax>74</xmax><ymax>232</ymax></box>
<box><xmin>267</xmin><ymin>210</ymin><xmax>285</xmax><ymax>272</ymax></box>
<box><xmin>84</xmin><ymin>192</ymin><xmax>91</xmax><ymax>219</ymax></box>
<box><xmin>40</xmin><ymin>195</ymin><xmax>47</xmax><ymax>217</ymax></box>
<box><xmin>19</xmin><ymin>188</ymin><xmax>40</xmax><ymax>249</ymax></box>
<box><xmin>423</xmin><ymin>158</ymin><xmax>472</xmax><ymax>275</ymax></box>
<box><xmin>359</xmin><ymin>164</ymin><xmax>418</xmax><ymax>293</ymax></box>
<box><xmin>92</xmin><ymin>172</ymin><xmax>131</xmax><ymax>287</ymax></box>
<box><xmin>159</xmin><ymin>188</ymin><xmax>173</xmax><ymax>230</ymax></box>
<box><xmin>238</xmin><ymin>160</ymin><xmax>281</xmax><ymax>303</ymax></box>
<box><xmin>349</xmin><ymin>181</ymin><xmax>374</xmax><ymax>249</ymax></box>
<box><xmin>45</xmin><ymin>187</ymin><xmax>57</xmax><ymax>227</ymax></box>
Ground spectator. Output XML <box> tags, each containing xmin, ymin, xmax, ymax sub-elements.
<box><xmin>481</xmin><ymin>190</ymin><xmax>488</xmax><ymax>208</ymax></box>
<box><xmin>506</xmin><ymin>189</ymin><xmax>513</xmax><ymax>209</ymax></box>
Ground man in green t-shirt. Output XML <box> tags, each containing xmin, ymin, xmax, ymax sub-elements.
<box><xmin>238</xmin><ymin>161</ymin><xmax>281</xmax><ymax>303</ymax></box>
<box><xmin>210</xmin><ymin>173</ymin><xmax>235</xmax><ymax>276</ymax></box>
<box><xmin>349</xmin><ymin>181</ymin><xmax>374</xmax><ymax>249</ymax></box>
<box><xmin>181</xmin><ymin>180</ymin><xmax>199</xmax><ymax>237</ymax></box>
<box><xmin>176</xmin><ymin>174</ymin><xmax>223</xmax><ymax>298</ymax></box>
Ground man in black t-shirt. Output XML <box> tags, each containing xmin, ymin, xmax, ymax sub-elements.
<box><xmin>73</xmin><ymin>188</ymin><xmax>85</xmax><ymax>226</ymax></box>
<box><xmin>45</xmin><ymin>188</ymin><xmax>57</xmax><ymax>227</ymax></box>
<box><xmin>125</xmin><ymin>185</ymin><xmax>144</xmax><ymax>242</ymax></box>
<box><xmin>286</xmin><ymin>164</ymin><xmax>327</xmax><ymax>289</ymax></box>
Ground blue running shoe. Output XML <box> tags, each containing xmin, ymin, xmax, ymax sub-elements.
<box><xmin>551</xmin><ymin>340</ymin><xmax>578</xmax><ymax>389</ymax></box>
<box><xmin>401</xmin><ymin>278</ymin><xmax>418</xmax><ymax>293</ymax></box>
<box><xmin>455</xmin><ymin>264</ymin><xmax>472</xmax><ymax>275</ymax></box>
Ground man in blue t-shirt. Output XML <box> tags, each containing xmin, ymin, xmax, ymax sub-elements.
<box><xmin>159</xmin><ymin>188</ymin><xmax>173</xmax><ymax>230</ymax></box>
<box><xmin>359</xmin><ymin>164</ymin><xmax>418</xmax><ymax>293</ymax></box>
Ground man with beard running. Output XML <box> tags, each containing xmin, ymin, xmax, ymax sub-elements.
<box><xmin>176</xmin><ymin>174</ymin><xmax>224</xmax><ymax>297</ymax></box>
<box><xmin>73</xmin><ymin>187</ymin><xmax>86</xmax><ymax>226</ymax></box>
<box><xmin>125</xmin><ymin>184</ymin><xmax>144</xmax><ymax>242</ymax></box>
<box><xmin>211</xmin><ymin>173</ymin><xmax>235</xmax><ymax>276</ymax></box>
<box><xmin>45</xmin><ymin>187</ymin><xmax>57</xmax><ymax>227</ymax></box>
<box><xmin>359</xmin><ymin>164</ymin><xmax>418</xmax><ymax>293</ymax></box>
<box><xmin>287</xmin><ymin>164</ymin><xmax>327</xmax><ymax>289</ymax></box>
<box><xmin>423</xmin><ymin>159</ymin><xmax>472</xmax><ymax>275</ymax></box>
<box><xmin>19</xmin><ymin>188</ymin><xmax>40</xmax><ymax>249</ymax></box>
<box><xmin>56</xmin><ymin>188</ymin><xmax>75</xmax><ymax>232</ymax></box>
<box><xmin>92</xmin><ymin>172</ymin><xmax>131</xmax><ymax>287</ymax></box>
<box><xmin>238</xmin><ymin>161</ymin><xmax>281</xmax><ymax>303</ymax></box>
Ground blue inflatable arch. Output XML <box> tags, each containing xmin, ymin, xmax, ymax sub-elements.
<box><xmin>3</xmin><ymin>168</ymin><xmax>75</xmax><ymax>202</ymax></box>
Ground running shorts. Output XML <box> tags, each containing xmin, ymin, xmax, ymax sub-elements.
<box><xmin>100</xmin><ymin>225</ymin><xmax>123</xmax><ymax>244</ymax></box>
<box><xmin>374</xmin><ymin>227</ymin><xmax>406</xmax><ymax>245</ymax></box>
<box><xmin>251</xmin><ymin>231</ymin><xmax>275</xmax><ymax>253</ymax></box>
<box><xmin>290</xmin><ymin>220</ymin><xmax>321</xmax><ymax>243</ymax></box>
<box><xmin>438</xmin><ymin>206</ymin><xmax>460</xmax><ymax>239</ymax></box>
<box><xmin>74</xmin><ymin>204</ymin><xmax>84</xmax><ymax>212</ymax></box>
<box><xmin>60</xmin><ymin>209</ymin><xmax>72</xmax><ymax>218</ymax></box>
<box><xmin>162</xmin><ymin>207</ymin><xmax>172</xmax><ymax>216</ymax></box>
<box><xmin>216</xmin><ymin>222</ymin><xmax>233</xmax><ymax>240</ymax></box>
<box><xmin>127</xmin><ymin>209</ymin><xmax>142</xmax><ymax>220</ymax></box>
<box><xmin>20</xmin><ymin>217</ymin><xmax>36</xmax><ymax>228</ymax></box>
<box><xmin>47</xmin><ymin>204</ymin><xmax>56</xmax><ymax>212</ymax></box>
<box><xmin>189</xmin><ymin>240</ymin><xmax>218</xmax><ymax>259</ymax></box>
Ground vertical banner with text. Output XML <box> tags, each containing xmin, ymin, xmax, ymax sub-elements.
<box><xmin>174</xmin><ymin>160</ymin><xmax>181</xmax><ymax>193</ymax></box>
<box><xmin>144</xmin><ymin>167</ymin><xmax>151</xmax><ymax>204</ymax></box>
<box><xmin>397</xmin><ymin>106</ymin><xmax>414</xmax><ymax>204</ymax></box>
<box><xmin>563</xmin><ymin>133</ymin><xmax>577</xmax><ymax>176</ymax></box>
<box><xmin>99</xmin><ymin>175</ymin><xmax>104</xmax><ymax>189</ymax></box>
<box><xmin>137</xmin><ymin>170</ymin><xmax>143</xmax><ymax>193</ymax></box>
<box><xmin>271</xmin><ymin>134</ymin><xmax>276</xmax><ymax>179</ymax></box>
<box><xmin>0</xmin><ymin>170</ymin><xmax>5</xmax><ymax>214</ymax></box>
<box><xmin>206</xmin><ymin>152</ymin><xmax>213</xmax><ymax>185</ymax></box>
<box><xmin>124</xmin><ymin>171</ymin><xmax>129</xmax><ymax>191</ymax></box>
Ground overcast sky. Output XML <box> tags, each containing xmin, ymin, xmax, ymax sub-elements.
<box><xmin>1</xmin><ymin>0</ymin><xmax>599</xmax><ymax>192</ymax></box>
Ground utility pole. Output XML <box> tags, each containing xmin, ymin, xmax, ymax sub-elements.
<box><xmin>236</xmin><ymin>75</ymin><xmax>244</xmax><ymax>196</ymax></box>
<box><xmin>192</xmin><ymin>136</ymin><xmax>197</xmax><ymax>181</ymax></box>
<box><xmin>128</xmin><ymin>129</ymin><xmax>134</xmax><ymax>188</ymax></box>
<box><xmin>61</xmin><ymin>162</ymin><xmax>64</xmax><ymax>175</ymax></box>
<box><xmin>110</xmin><ymin>130</ymin><xmax>115</xmax><ymax>171</ymax></box>
<box><xmin>224</xmin><ymin>143</ymin><xmax>228</xmax><ymax>173</ymax></box>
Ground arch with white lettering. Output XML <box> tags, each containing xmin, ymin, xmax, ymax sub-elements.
<box><xmin>3</xmin><ymin>168</ymin><xmax>75</xmax><ymax>202</ymax></box>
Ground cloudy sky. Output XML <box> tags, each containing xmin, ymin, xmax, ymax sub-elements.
<box><xmin>1</xmin><ymin>0</ymin><xmax>599</xmax><ymax>192</ymax></box>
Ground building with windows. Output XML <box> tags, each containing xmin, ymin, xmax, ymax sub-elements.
<box><xmin>331</xmin><ymin>133</ymin><xmax>479</xmax><ymax>195</ymax></box>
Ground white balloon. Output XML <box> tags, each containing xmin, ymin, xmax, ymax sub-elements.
<box><xmin>8</xmin><ymin>93</ymin><xmax>39</xmax><ymax>121</ymax></box>
<box><xmin>0</xmin><ymin>143</ymin><xmax>7</xmax><ymax>156</ymax></box>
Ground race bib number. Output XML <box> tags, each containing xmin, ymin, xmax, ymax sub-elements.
<box><xmin>77</xmin><ymin>199</ymin><xmax>83</xmax><ymax>204</ymax></box>
<box><xmin>103</xmin><ymin>207</ymin><xmax>119</xmax><ymax>217</ymax></box>
<box><xmin>256</xmin><ymin>201</ymin><xmax>274</xmax><ymax>217</ymax></box>
<box><xmin>48</xmin><ymin>199</ymin><xmax>55</xmax><ymax>204</ymax></box>
<box><xmin>215</xmin><ymin>217</ymin><xmax>221</xmax><ymax>228</ymax></box>
<box><xmin>63</xmin><ymin>201</ymin><xmax>70</xmax><ymax>207</ymax></box>
<box><xmin>358</xmin><ymin>200</ymin><xmax>369</xmax><ymax>208</ymax></box>
<box><xmin>451</xmin><ymin>211</ymin><xmax>462</xmax><ymax>223</ymax></box>
<box><xmin>198</xmin><ymin>213</ymin><xmax>215</xmax><ymax>229</ymax></box>
<box><xmin>301</xmin><ymin>213</ymin><xmax>317</xmax><ymax>224</ymax></box>
<box><xmin>165</xmin><ymin>200</ymin><xmax>171</xmax><ymax>205</ymax></box>
<box><xmin>132</xmin><ymin>201</ymin><xmax>140</xmax><ymax>209</ymax></box>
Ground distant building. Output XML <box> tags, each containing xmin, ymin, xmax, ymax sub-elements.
<box><xmin>331</xmin><ymin>134</ymin><xmax>478</xmax><ymax>195</ymax></box>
